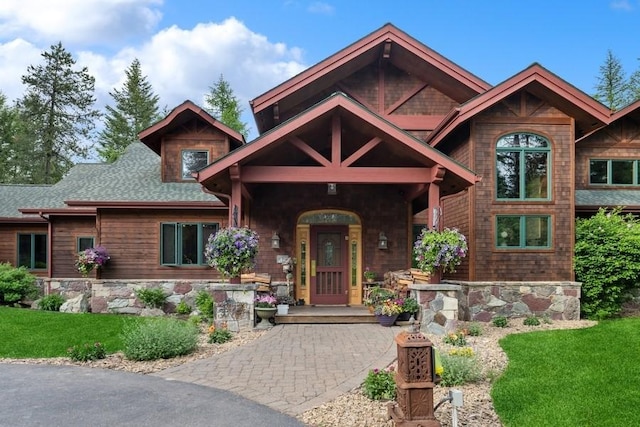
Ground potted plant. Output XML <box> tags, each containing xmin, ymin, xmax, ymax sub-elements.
<box><xmin>75</xmin><ymin>246</ymin><xmax>110</xmax><ymax>277</ymax></box>
<box><xmin>397</xmin><ymin>296</ymin><xmax>420</xmax><ymax>321</ymax></box>
<box><xmin>254</xmin><ymin>293</ymin><xmax>277</xmax><ymax>329</ymax></box>
<box><xmin>364</xmin><ymin>267</ymin><xmax>377</xmax><ymax>283</ymax></box>
<box><xmin>374</xmin><ymin>298</ymin><xmax>403</xmax><ymax>326</ymax></box>
<box><xmin>204</xmin><ymin>226</ymin><xmax>259</xmax><ymax>283</ymax></box>
<box><xmin>276</xmin><ymin>295</ymin><xmax>294</xmax><ymax>315</ymax></box>
<box><xmin>364</xmin><ymin>286</ymin><xmax>396</xmax><ymax>313</ymax></box>
<box><xmin>413</xmin><ymin>227</ymin><xmax>468</xmax><ymax>281</ymax></box>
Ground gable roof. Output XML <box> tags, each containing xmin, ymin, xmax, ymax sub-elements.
<box><xmin>139</xmin><ymin>100</ymin><xmax>246</xmax><ymax>154</ymax></box>
<box><xmin>250</xmin><ymin>23</ymin><xmax>491</xmax><ymax>134</ymax></box>
<box><xmin>426</xmin><ymin>63</ymin><xmax>612</xmax><ymax>147</ymax></box>
<box><xmin>197</xmin><ymin>91</ymin><xmax>479</xmax><ymax>196</ymax></box>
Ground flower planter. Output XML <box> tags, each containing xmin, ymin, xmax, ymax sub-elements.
<box><xmin>375</xmin><ymin>314</ymin><xmax>398</xmax><ymax>327</ymax></box>
<box><xmin>255</xmin><ymin>307</ymin><xmax>277</xmax><ymax>329</ymax></box>
<box><xmin>277</xmin><ymin>304</ymin><xmax>289</xmax><ymax>315</ymax></box>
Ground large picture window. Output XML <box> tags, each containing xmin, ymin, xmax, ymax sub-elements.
<box><xmin>17</xmin><ymin>233</ymin><xmax>47</xmax><ymax>269</ymax></box>
<box><xmin>181</xmin><ymin>150</ymin><xmax>209</xmax><ymax>180</ymax></box>
<box><xmin>589</xmin><ymin>159</ymin><xmax>640</xmax><ymax>185</ymax></box>
<box><xmin>496</xmin><ymin>215</ymin><xmax>550</xmax><ymax>249</ymax></box>
<box><xmin>161</xmin><ymin>223</ymin><xmax>218</xmax><ymax>265</ymax></box>
<box><xmin>496</xmin><ymin>133</ymin><xmax>550</xmax><ymax>200</ymax></box>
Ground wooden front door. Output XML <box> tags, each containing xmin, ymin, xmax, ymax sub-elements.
<box><xmin>310</xmin><ymin>225</ymin><xmax>349</xmax><ymax>305</ymax></box>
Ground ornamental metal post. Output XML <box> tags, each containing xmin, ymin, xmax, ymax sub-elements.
<box><xmin>388</xmin><ymin>330</ymin><xmax>441</xmax><ymax>427</ymax></box>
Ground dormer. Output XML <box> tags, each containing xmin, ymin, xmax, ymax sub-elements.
<box><xmin>138</xmin><ymin>100</ymin><xmax>245</xmax><ymax>183</ymax></box>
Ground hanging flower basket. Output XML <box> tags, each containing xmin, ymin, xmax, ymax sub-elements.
<box><xmin>413</xmin><ymin>227</ymin><xmax>468</xmax><ymax>274</ymax></box>
<box><xmin>204</xmin><ymin>227</ymin><xmax>259</xmax><ymax>279</ymax></box>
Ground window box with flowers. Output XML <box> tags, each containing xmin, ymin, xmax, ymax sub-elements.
<box><xmin>204</xmin><ymin>226</ymin><xmax>259</xmax><ymax>283</ymax></box>
<box><xmin>413</xmin><ymin>227</ymin><xmax>468</xmax><ymax>282</ymax></box>
<box><xmin>75</xmin><ymin>246</ymin><xmax>110</xmax><ymax>277</ymax></box>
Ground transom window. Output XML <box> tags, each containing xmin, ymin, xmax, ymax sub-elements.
<box><xmin>17</xmin><ymin>233</ymin><xmax>47</xmax><ymax>269</ymax></box>
<box><xmin>181</xmin><ymin>150</ymin><xmax>209</xmax><ymax>180</ymax></box>
<box><xmin>589</xmin><ymin>159</ymin><xmax>640</xmax><ymax>185</ymax></box>
<box><xmin>496</xmin><ymin>133</ymin><xmax>550</xmax><ymax>200</ymax></box>
<box><xmin>496</xmin><ymin>215</ymin><xmax>551</xmax><ymax>249</ymax></box>
<box><xmin>161</xmin><ymin>223</ymin><xmax>218</xmax><ymax>265</ymax></box>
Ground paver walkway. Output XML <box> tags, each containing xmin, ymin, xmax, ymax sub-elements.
<box><xmin>154</xmin><ymin>323</ymin><xmax>402</xmax><ymax>416</ymax></box>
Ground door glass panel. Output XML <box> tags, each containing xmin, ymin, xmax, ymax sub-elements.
<box><xmin>317</xmin><ymin>233</ymin><xmax>341</xmax><ymax>267</ymax></box>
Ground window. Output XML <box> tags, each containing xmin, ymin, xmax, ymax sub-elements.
<box><xmin>161</xmin><ymin>223</ymin><xmax>218</xmax><ymax>265</ymax></box>
<box><xmin>17</xmin><ymin>233</ymin><xmax>47</xmax><ymax>269</ymax></box>
<box><xmin>181</xmin><ymin>150</ymin><xmax>209</xmax><ymax>179</ymax></box>
<box><xmin>589</xmin><ymin>159</ymin><xmax>640</xmax><ymax>185</ymax></box>
<box><xmin>77</xmin><ymin>237</ymin><xmax>95</xmax><ymax>252</ymax></box>
<box><xmin>496</xmin><ymin>133</ymin><xmax>550</xmax><ymax>200</ymax></box>
<box><xmin>496</xmin><ymin>215</ymin><xmax>550</xmax><ymax>249</ymax></box>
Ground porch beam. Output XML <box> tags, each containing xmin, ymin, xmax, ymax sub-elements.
<box><xmin>341</xmin><ymin>137</ymin><xmax>382</xmax><ymax>167</ymax></box>
<box><xmin>331</xmin><ymin>114</ymin><xmax>341</xmax><ymax>166</ymax></box>
<box><xmin>229</xmin><ymin>163</ymin><xmax>243</xmax><ymax>227</ymax></box>
<box><xmin>290</xmin><ymin>136</ymin><xmax>331</xmax><ymax>167</ymax></box>
<box><xmin>241</xmin><ymin>166</ymin><xmax>432</xmax><ymax>183</ymax></box>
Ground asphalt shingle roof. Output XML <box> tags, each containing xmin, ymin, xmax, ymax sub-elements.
<box><xmin>575</xmin><ymin>189</ymin><xmax>640</xmax><ymax>207</ymax></box>
<box><xmin>0</xmin><ymin>143</ymin><xmax>219</xmax><ymax>219</ymax></box>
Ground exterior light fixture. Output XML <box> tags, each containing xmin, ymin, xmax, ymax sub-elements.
<box><xmin>327</xmin><ymin>183</ymin><xmax>337</xmax><ymax>195</ymax></box>
<box><xmin>271</xmin><ymin>232</ymin><xmax>280</xmax><ymax>249</ymax></box>
<box><xmin>378</xmin><ymin>232</ymin><xmax>388</xmax><ymax>250</ymax></box>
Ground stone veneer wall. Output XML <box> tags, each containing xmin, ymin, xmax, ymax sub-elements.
<box><xmin>41</xmin><ymin>278</ymin><xmax>280</xmax><ymax>332</ymax></box>
<box><xmin>410</xmin><ymin>281</ymin><xmax>582</xmax><ymax>335</ymax></box>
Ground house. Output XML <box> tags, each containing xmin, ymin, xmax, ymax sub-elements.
<box><xmin>2</xmin><ymin>23</ymin><xmax>638</xmax><ymax>322</ymax></box>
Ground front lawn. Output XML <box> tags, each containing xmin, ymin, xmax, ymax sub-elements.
<box><xmin>492</xmin><ymin>317</ymin><xmax>640</xmax><ymax>426</ymax></box>
<box><xmin>0</xmin><ymin>306</ymin><xmax>145</xmax><ymax>358</ymax></box>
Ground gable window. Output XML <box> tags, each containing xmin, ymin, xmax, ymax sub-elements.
<box><xmin>77</xmin><ymin>237</ymin><xmax>95</xmax><ymax>252</ymax></box>
<box><xmin>589</xmin><ymin>159</ymin><xmax>640</xmax><ymax>185</ymax></box>
<box><xmin>161</xmin><ymin>223</ymin><xmax>218</xmax><ymax>265</ymax></box>
<box><xmin>496</xmin><ymin>133</ymin><xmax>550</xmax><ymax>200</ymax></box>
<box><xmin>182</xmin><ymin>150</ymin><xmax>209</xmax><ymax>180</ymax></box>
<box><xmin>496</xmin><ymin>215</ymin><xmax>550</xmax><ymax>249</ymax></box>
<box><xmin>17</xmin><ymin>233</ymin><xmax>47</xmax><ymax>269</ymax></box>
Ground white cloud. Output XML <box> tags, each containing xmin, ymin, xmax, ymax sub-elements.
<box><xmin>610</xmin><ymin>0</ymin><xmax>634</xmax><ymax>11</ymax></box>
<box><xmin>308</xmin><ymin>2</ymin><xmax>335</xmax><ymax>15</ymax></box>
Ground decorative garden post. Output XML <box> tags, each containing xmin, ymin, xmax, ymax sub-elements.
<box><xmin>388</xmin><ymin>329</ymin><xmax>441</xmax><ymax>427</ymax></box>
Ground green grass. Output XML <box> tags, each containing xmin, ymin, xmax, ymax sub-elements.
<box><xmin>0</xmin><ymin>306</ymin><xmax>147</xmax><ymax>358</ymax></box>
<box><xmin>492</xmin><ymin>318</ymin><xmax>640</xmax><ymax>427</ymax></box>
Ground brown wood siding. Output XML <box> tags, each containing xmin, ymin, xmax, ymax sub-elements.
<box><xmin>576</xmin><ymin>116</ymin><xmax>640</xmax><ymax>189</ymax></box>
<box><xmin>470</xmin><ymin>92</ymin><xmax>574</xmax><ymax>281</ymax></box>
<box><xmin>161</xmin><ymin>119</ymin><xmax>230</xmax><ymax>182</ymax></box>
<box><xmin>97</xmin><ymin>209</ymin><xmax>228</xmax><ymax>280</ymax></box>
<box><xmin>442</xmin><ymin>192</ymin><xmax>471</xmax><ymax>280</ymax></box>
<box><xmin>50</xmin><ymin>216</ymin><xmax>96</xmax><ymax>278</ymax></box>
<box><xmin>0</xmin><ymin>223</ymin><xmax>49</xmax><ymax>277</ymax></box>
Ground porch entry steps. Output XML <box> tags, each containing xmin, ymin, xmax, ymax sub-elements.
<box><xmin>274</xmin><ymin>305</ymin><xmax>378</xmax><ymax>324</ymax></box>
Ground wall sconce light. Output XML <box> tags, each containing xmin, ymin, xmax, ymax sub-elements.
<box><xmin>327</xmin><ymin>183</ymin><xmax>337</xmax><ymax>195</ymax></box>
<box><xmin>378</xmin><ymin>232</ymin><xmax>388</xmax><ymax>250</ymax></box>
<box><xmin>271</xmin><ymin>232</ymin><xmax>280</xmax><ymax>249</ymax></box>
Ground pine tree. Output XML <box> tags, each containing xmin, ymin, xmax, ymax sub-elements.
<box><xmin>0</xmin><ymin>92</ymin><xmax>21</xmax><ymax>182</ymax></box>
<box><xmin>204</xmin><ymin>74</ymin><xmax>249</xmax><ymax>138</ymax></box>
<box><xmin>17</xmin><ymin>42</ymin><xmax>100</xmax><ymax>184</ymax></box>
<box><xmin>593</xmin><ymin>49</ymin><xmax>631</xmax><ymax>111</ymax></box>
<box><xmin>98</xmin><ymin>58</ymin><xmax>161</xmax><ymax>162</ymax></box>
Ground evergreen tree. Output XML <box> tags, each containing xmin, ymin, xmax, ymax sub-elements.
<box><xmin>593</xmin><ymin>49</ymin><xmax>631</xmax><ymax>111</ymax></box>
<box><xmin>204</xmin><ymin>74</ymin><xmax>249</xmax><ymax>138</ymax></box>
<box><xmin>0</xmin><ymin>92</ymin><xmax>22</xmax><ymax>182</ymax></box>
<box><xmin>628</xmin><ymin>60</ymin><xmax>640</xmax><ymax>105</ymax></box>
<box><xmin>98</xmin><ymin>58</ymin><xmax>161</xmax><ymax>162</ymax></box>
<box><xmin>16</xmin><ymin>42</ymin><xmax>100</xmax><ymax>184</ymax></box>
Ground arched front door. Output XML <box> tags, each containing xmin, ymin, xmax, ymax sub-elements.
<box><xmin>310</xmin><ymin>225</ymin><xmax>349</xmax><ymax>305</ymax></box>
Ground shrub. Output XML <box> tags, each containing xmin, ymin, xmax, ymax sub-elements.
<box><xmin>67</xmin><ymin>342</ymin><xmax>106</xmax><ymax>362</ymax></box>
<box><xmin>0</xmin><ymin>263</ymin><xmax>38</xmax><ymax>305</ymax></box>
<box><xmin>523</xmin><ymin>315</ymin><xmax>541</xmax><ymax>326</ymax></box>
<box><xmin>38</xmin><ymin>294</ymin><xmax>65</xmax><ymax>311</ymax></box>
<box><xmin>135</xmin><ymin>287</ymin><xmax>167</xmax><ymax>309</ymax></box>
<box><xmin>448</xmin><ymin>347</ymin><xmax>475</xmax><ymax>358</ymax></box>
<box><xmin>121</xmin><ymin>318</ymin><xmax>199</xmax><ymax>361</ymax></box>
<box><xmin>362</xmin><ymin>367</ymin><xmax>396</xmax><ymax>400</ymax></box>
<box><xmin>443</xmin><ymin>331</ymin><xmax>467</xmax><ymax>346</ymax></box>
<box><xmin>575</xmin><ymin>207</ymin><xmax>640</xmax><ymax>319</ymax></box>
<box><xmin>492</xmin><ymin>316</ymin><xmax>509</xmax><ymax>328</ymax></box>
<box><xmin>439</xmin><ymin>353</ymin><xmax>482</xmax><ymax>387</ymax></box>
<box><xmin>176</xmin><ymin>300</ymin><xmax>192</xmax><ymax>315</ymax></box>
<box><xmin>207</xmin><ymin>324</ymin><xmax>233</xmax><ymax>344</ymax></box>
<box><xmin>195</xmin><ymin>290</ymin><xmax>214</xmax><ymax>318</ymax></box>
<box><xmin>466</xmin><ymin>322</ymin><xmax>483</xmax><ymax>336</ymax></box>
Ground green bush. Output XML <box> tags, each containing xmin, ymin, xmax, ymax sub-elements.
<box><xmin>38</xmin><ymin>294</ymin><xmax>65</xmax><ymax>311</ymax></box>
<box><xmin>135</xmin><ymin>287</ymin><xmax>167</xmax><ymax>309</ymax></box>
<box><xmin>121</xmin><ymin>318</ymin><xmax>199</xmax><ymax>361</ymax></box>
<box><xmin>176</xmin><ymin>300</ymin><xmax>192</xmax><ymax>315</ymax></box>
<box><xmin>439</xmin><ymin>353</ymin><xmax>482</xmax><ymax>387</ymax></box>
<box><xmin>443</xmin><ymin>331</ymin><xmax>468</xmax><ymax>346</ymax></box>
<box><xmin>0</xmin><ymin>263</ymin><xmax>38</xmax><ymax>304</ymax></box>
<box><xmin>195</xmin><ymin>290</ymin><xmax>214</xmax><ymax>318</ymax></box>
<box><xmin>523</xmin><ymin>315</ymin><xmax>541</xmax><ymax>326</ymax></box>
<box><xmin>575</xmin><ymin>207</ymin><xmax>640</xmax><ymax>319</ymax></box>
<box><xmin>362</xmin><ymin>367</ymin><xmax>396</xmax><ymax>400</ymax></box>
<box><xmin>492</xmin><ymin>316</ymin><xmax>509</xmax><ymax>328</ymax></box>
<box><xmin>467</xmin><ymin>322</ymin><xmax>483</xmax><ymax>336</ymax></box>
<box><xmin>67</xmin><ymin>342</ymin><xmax>106</xmax><ymax>362</ymax></box>
<box><xmin>208</xmin><ymin>328</ymin><xmax>233</xmax><ymax>344</ymax></box>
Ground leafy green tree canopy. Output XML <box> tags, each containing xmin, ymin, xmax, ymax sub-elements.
<box><xmin>204</xmin><ymin>74</ymin><xmax>249</xmax><ymax>138</ymax></box>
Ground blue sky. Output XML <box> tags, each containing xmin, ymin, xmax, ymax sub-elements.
<box><xmin>0</xmin><ymin>0</ymin><xmax>638</xmax><ymax>142</ymax></box>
